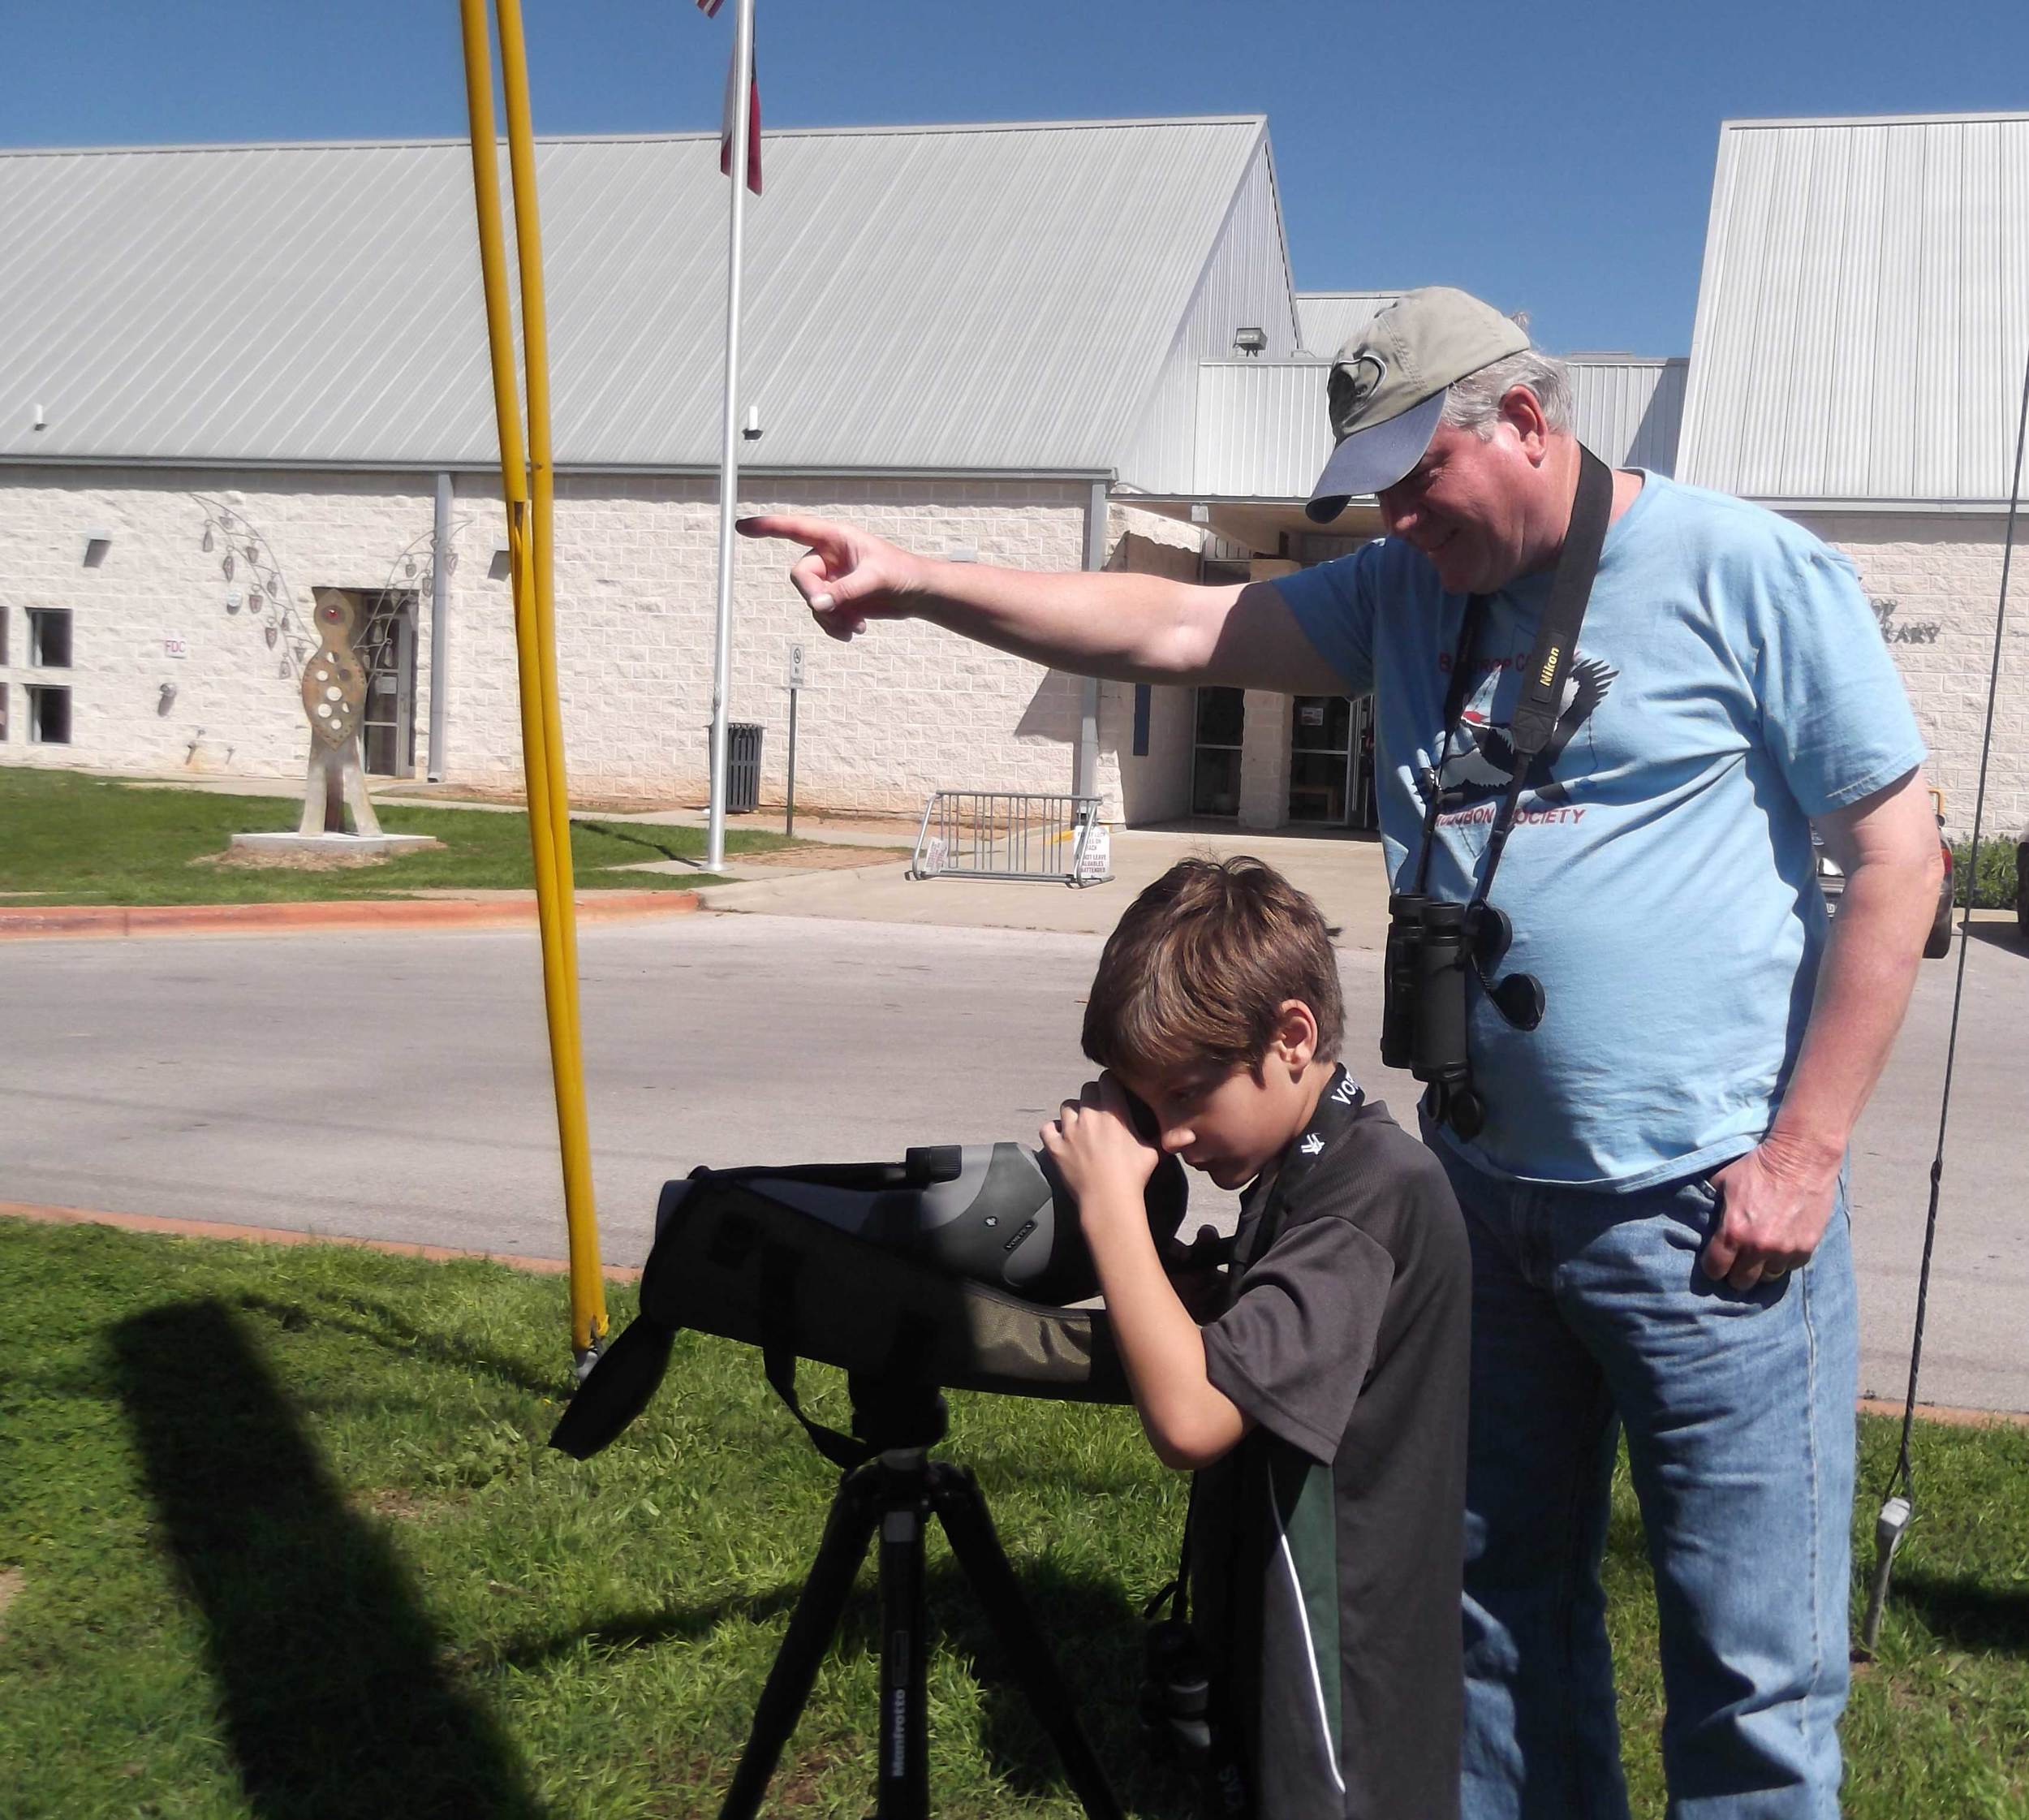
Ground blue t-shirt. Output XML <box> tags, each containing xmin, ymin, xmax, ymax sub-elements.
<box><xmin>1274</xmin><ymin>472</ymin><xmax>1928</xmax><ymax>1189</ymax></box>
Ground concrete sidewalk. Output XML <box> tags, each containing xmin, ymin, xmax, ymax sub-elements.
<box><xmin>89</xmin><ymin>771</ymin><xmax>1392</xmax><ymax>936</ymax></box>
<box><xmin>691</xmin><ymin>825</ymin><xmax>1396</xmax><ymax>943</ymax></box>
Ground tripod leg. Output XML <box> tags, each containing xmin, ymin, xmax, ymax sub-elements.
<box><xmin>718</xmin><ymin>1468</ymin><xmax>882</xmax><ymax>1820</ymax></box>
<box><xmin>929</xmin><ymin>1464</ymin><xmax>1124</xmax><ymax>1820</ymax></box>
<box><xmin>876</xmin><ymin>1495</ymin><xmax>931</xmax><ymax>1820</ymax></box>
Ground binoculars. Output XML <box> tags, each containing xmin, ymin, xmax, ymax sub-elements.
<box><xmin>1381</xmin><ymin>892</ymin><xmax>1545</xmax><ymax>1139</ymax></box>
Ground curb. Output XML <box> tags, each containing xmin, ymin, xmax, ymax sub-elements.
<box><xmin>0</xmin><ymin>891</ymin><xmax>702</xmax><ymax>941</ymax></box>
<box><xmin>0</xmin><ymin>1200</ymin><xmax>642</xmax><ymax>1284</ymax></box>
<box><xmin>1855</xmin><ymin>1395</ymin><xmax>2029</xmax><ymax>1432</ymax></box>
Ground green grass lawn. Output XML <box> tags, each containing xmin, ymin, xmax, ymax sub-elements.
<box><xmin>0</xmin><ymin>1221</ymin><xmax>2023</xmax><ymax>1818</ymax></box>
<box><xmin>0</xmin><ymin>769</ymin><xmax>803</xmax><ymax>904</ymax></box>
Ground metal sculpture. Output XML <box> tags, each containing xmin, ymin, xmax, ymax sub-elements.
<box><xmin>191</xmin><ymin>494</ymin><xmax>317</xmax><ymax>680</ymax></box>
<box><xmin>296</xmin><ymin>589</ymin><xmax>381</xmax><ymax>837</ymax></box>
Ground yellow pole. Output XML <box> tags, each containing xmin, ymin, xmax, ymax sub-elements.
<box><xmin>493</xmin><ymin>0</ymin><xmax>584</xmax><ymax>1007</ymax></box>
<box><xmin>457</xmin><ymin>0</ymin><xmax>607</xmax><ymax>1362</ymax></box>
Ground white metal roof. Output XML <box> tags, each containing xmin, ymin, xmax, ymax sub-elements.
<box><xmin>0</xmin><ymin>118</ymin><xmax>1271</xmax><ymax>475</ymax></box>
<box><xmin>1192</xmin><ymin>360</ymin><xmax>1335</xmax><ymax>498</ymax></box>
<box><xmin>1185</xmin><ymin>354</ymin><xmax>1687</xmax><ymax>501</ymax></box>
<box><xmin>1295</xmin><ymin>291</ymin><xmax>1399</xmax><ymax>355</ymax></box>
<box><xmin>1677</xmin><ymin>112</ymin><xmax>2029</xmax><ymax>507</ymax></box>
<box><xmin>1565</xmin><ymin>359</ymin><xmax>1688</xmax><ymax>476</ymax></box>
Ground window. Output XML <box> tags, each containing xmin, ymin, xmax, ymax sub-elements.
<box><xmin>27</xmin><ymin>684</ymin><xmax>71</xmax><ymax>744</ymax></box>
<box><xmin>0</xmin><ymin>606</ymin><xmax>8</xmax><ymax>666</ymax></box>
<box><xmin>0</xmin><ymin>683</ymin><xmax>8</xmax><ymax>743</ymax></box>
<box><xmin>28</xmin><ymin>608</ymin><xmax>72</xmax><ymax>669</ymax></box>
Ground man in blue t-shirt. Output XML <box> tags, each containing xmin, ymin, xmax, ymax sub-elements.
<box><xmin>740</xmin><ymin>287</ymin><xmax>1944</xmax><ymax>1818</ymax></box>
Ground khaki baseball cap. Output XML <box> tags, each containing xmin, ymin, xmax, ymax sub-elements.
<box><xmin>1305</xmin><ymin>287</ymin><xmax>1531</xmax><ymax>522</ymax></box>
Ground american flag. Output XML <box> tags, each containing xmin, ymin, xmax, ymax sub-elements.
<box><xmin>711</xmin><ymin>6</ymin><xmax>761</xmax><ymax>194</ymax></box>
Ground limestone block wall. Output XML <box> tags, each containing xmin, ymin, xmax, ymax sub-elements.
<box><xmin>0</xmin><ymin>466</ymin><xmax>1109</xmax><ymax>817</ymax></box>
<box><xmin>1799</xmin><ymin>513</ymin><xmax>2029</xmax><ymax>839</ymax></box>
<box><xmin>536</xmin><ymin>473</ymin><xmax>1094</xmax><ymax>814</ymax></box>
<box><xmin>0</xmin><ymin>468</ymin><xmax>446</xmax><ymax>783</ymax></box>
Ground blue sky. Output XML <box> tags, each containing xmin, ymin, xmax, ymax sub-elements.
<box><xmin>5</xmin><ymin>0</ymin><xmax>2025</xmax><ymax>354</ymax></box>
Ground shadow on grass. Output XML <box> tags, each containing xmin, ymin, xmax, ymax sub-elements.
<box><xmin>578</xmin><ymin>820</ymin><xmax>704</xmax><ymax>866</ymax></box>
<box><xmin>1891</xmin><ymin>1569</ymin><xmax>2029</xmax><ymax>1657</ymax></box>
<box><xmin>230</xmin><ymin>1286</ymin><xmax>570</xmax><ymax>1400</ymax></box>
<box><xmin>936</xmin><ymin>1559</ymin><xmax>1203</xmax><ymax>1820</ymax></box>
<box><xmin>492</xmin><ymin>1582</ymin><xmax>804</xmax><ymax>1671</ymax></box>
<box><xmin>111</xmin><ymin>1298</ymin><xmax>548</xmax><ymax>1819</ymax></box>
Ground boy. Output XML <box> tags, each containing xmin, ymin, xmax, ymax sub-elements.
<box><xmin>1041</xmin><ymin>856</ymin><xmax>1471</xmax><ymax>1820</ymax></box>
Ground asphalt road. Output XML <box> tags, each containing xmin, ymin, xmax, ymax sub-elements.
<box><xmin>2</xmin><ymin>912</ymin><xmax>2024</xmax><ymax>1411</ymax></box>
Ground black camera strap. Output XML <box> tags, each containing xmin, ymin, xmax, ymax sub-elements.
<box><xmin>1411</xmin><ymin>603</ymin><xmax>1493</xmax><ymax>895</ymax></box>
<box><xmin>1226</xmin><ymin>1063</ymin><xmax>1365</xmax><ymax>1273</ymax></box>
<box><xmin>1407</xmin><ymin>445</ymin><xmax>1615</xmax><ymax>911</ymax></box>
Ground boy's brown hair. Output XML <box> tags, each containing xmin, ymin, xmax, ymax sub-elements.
<box><xmin>1082</xmin><ymin>856</ymin><xmax>1344</xmax><ymax>1076</ymax></box>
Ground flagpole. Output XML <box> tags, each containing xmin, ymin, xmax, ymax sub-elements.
<box><xmin>705</xmin><ymin>0</ymin><xmax>756</xmax><ymax>873</ymax></box>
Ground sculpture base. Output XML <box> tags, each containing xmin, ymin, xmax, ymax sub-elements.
<box><xmin>230</xmin><ymin>832</ymin><xmax>441</xmax><ymax>860</ymax></box>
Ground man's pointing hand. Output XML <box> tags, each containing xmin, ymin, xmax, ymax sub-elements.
<box><xmin>736</xmin><ymin>514</ymin><xmax>923</xmax><ymax>642</ymax></box>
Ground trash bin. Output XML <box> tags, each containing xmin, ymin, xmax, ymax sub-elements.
<box><xmin>724</xmin><ymin>721</ymin><xmax>764</xmax><ymax>815</ymax></box>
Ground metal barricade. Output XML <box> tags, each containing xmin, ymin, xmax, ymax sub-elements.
<box><xmin>909</xmin><ymin>791</ymin><xmax>1113</xmax><ymax>887</ymax></box>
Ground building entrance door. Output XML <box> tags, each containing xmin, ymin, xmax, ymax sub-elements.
<box><xmin>357</xmin><ymin>589</ymin><xmax>419</xmax><ymax>778</ymax></box>
<box><xmin>1286</xmin><ymin>694</ymin><xmax>1377</xmax><ymax>829</ymax></box>
<box><xmin>1191</xmin><ymin>686</ymin><xmax>1245</xmax><ymax>817</ymax></box>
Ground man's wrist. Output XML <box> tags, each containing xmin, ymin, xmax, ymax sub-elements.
<box><xmin>1760</xmin><ymin>1119</ymin><xmax>1846</xmax><ymax>1177</ymax></box>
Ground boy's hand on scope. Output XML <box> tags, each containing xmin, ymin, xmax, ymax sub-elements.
<box><xmin>734</xmin><ymin>513</ymin><xmax>922</xmax><ymax>643</ymax></box>
<box><xmin>1040</xmin><ymin>1074</ymin><xmax>1160</xmax><ymax>1223</ymax></box>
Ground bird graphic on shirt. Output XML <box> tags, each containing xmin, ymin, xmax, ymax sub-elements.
<box><xmin>1437</xmin><ymin>653</ymin><xmax>1619</xmax><ymax>809</ymax></box>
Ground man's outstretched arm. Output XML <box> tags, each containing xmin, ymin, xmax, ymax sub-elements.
<box><xmin>736</xmin><ymin>511</ymin><xmax>1336</xmax><ymax>694</ymax></box>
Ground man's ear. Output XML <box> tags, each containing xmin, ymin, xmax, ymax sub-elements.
<box><xmin>1270</xmin><ymin>999</ymin><xmax>1320</xmax><ymax>1075</ymax></box>
<box><xmin>1500</xmin><ymin>384</ymin><xmax>1552</xmax><ymax>466</ymax></box>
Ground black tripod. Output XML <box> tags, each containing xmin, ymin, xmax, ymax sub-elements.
<box><xmin>718</xmin><ymin>1378</ymin><xmax>1122</xmax><ymax>1820</ymax></box>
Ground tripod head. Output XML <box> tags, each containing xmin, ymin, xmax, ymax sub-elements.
<box><xmin>840</xmin><ymin>1375</ymin><xmax>948</xmax><ymax>1456</ymax></box>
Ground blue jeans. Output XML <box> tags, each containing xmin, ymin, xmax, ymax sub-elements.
<box><xmin>1430</xmin><ymin>1141</ymin><xmax>1858</xmax><ymax>1820</ymax></box>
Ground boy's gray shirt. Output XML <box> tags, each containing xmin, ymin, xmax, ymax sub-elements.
<box><xmin>1192</xmin><ymin>1092</ymin><xmax>1471</xmax><ymax>1820</ymax></box>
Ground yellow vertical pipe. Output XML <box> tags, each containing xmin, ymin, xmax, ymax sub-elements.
<box><xmin>457</xmin><ymin>0</ymin><xmax>607</xmax><ymax>1360</ymax></box>
<box><xmin>493</xmin><ymin>0</ymin><xmax>584</xmax><ymax>1007</ymax></box>
<box><xmin>493</xmin><ymin>0</ymin><xmax>607</xmax><ymax>1356</ymax></box>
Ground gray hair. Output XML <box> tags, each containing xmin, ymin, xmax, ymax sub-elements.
<box><xmin>1439</xmin><ymin>346</ymin><xmax>1573</xmax><ymax>438</ymax></box>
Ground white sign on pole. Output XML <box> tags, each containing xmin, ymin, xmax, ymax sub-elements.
<box><xmin>1076</xmin><ymin>823</ymin><xmax>1112</xmax><ymax>883</ymax></box>
<box><xmin>787</xmin><ymin>642</ymin><xmax>806</xmax><ymax>689</ymax></box>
